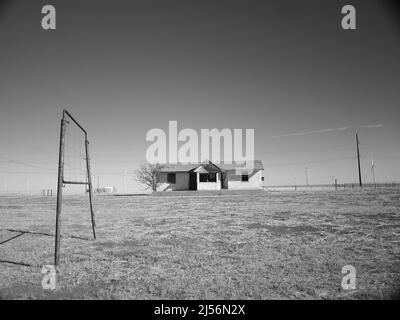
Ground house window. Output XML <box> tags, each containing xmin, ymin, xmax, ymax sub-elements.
<box><xmin>208</xmin><ymin>173</ymin><xmax>217</xmax><ymax>182</ymax></box>
<box><xmin>241</xmin><ymin>174</ymin><xmax>249</xmax><ymax>182</ymax></box>
<box><xmin>199</xmin><ymin>172</ymin><xmax>218</xmax><ymax>182</ymax></box>
<box><xmin>167</xmin><ymin>173</ymin><xmax>176</xmax><ymax>184</ymax></box>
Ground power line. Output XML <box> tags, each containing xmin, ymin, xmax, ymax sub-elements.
<box><xmin>0</xmin><ymin>156</ymin><xmax>54</xmax><ymax>171</ymax></box>
<box><xmin>0</xmin><ymin>171</ymin><xmax>55</xmax><ymax>175</ymax></box>
<box><xmin>267</xmin><ymin>124</ymin><xmax>383</xmax><ymax>139</ymax></box>
<box><xmin>263</xmin><ymin>156</ymin><xmax>356</xmax><ymax>168</ymax></box>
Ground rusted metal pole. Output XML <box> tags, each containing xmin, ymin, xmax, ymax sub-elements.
<box><xmin>85</xmin><ymin>138</ymin><xmax>96</xmax><ymax>240</ymax></box>
<box><xmin>54</xmin><ymin>117</ymin><xmax>66</xmax><ymax>266</ymax></box>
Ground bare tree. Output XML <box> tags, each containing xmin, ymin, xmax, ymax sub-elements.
<box><xmin>134</xmin><ymin>163</ymin><xmax>164</xmax><ymax>192</ymax></box>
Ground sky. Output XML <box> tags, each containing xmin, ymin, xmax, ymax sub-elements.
<box><xmin>0</xmin><ymin>0</ymin><xmax>399</xmax><ymax>193</ymax></box>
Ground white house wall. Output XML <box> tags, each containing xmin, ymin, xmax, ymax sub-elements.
<box><xmin>227</xmin><ymin>170</ymin><xmax>264</xmax><ymax>190</ymax></box>
<box><xmin>197</xmin><ymin>172</ymin><xmax>221</xmax><ymax>190</ymax></box>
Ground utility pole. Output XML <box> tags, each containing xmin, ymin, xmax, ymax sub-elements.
<box><xmin>305</xmin><ymin>166</ymin><xmax>309</xmax><ymax>186</ymax></box>
<box><xmin>294</xmin><ymin>174</ymin><xmax>297</xmax><ymax>191</ymax></box>
<box><xmin>371</xmin><ymin>158</ymin><xmax>376</xmax><ymax>190</ymax></box>
<box><xmin>356</xmin><ymin>131</ymin><xmax>362</xmax><ymax>189</ymax></box>
<box><xmin>97</xmin><ymin>176</ymin><xmax>100</xmax><ymax>190</ymax></box>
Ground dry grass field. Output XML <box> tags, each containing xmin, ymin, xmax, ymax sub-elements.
<box><xmin>1</xmin><ymin>189</ymin><xmax>400</xmax><ymax>300</ymax></box>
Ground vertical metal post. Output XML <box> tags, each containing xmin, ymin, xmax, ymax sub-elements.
<box><xmin>371</xmin><ymin>158</ymin><xmax>376</xmax><ymax>190</ymax></box>
<box><xmin>54</xmin><ymin>117</ymin><xmax>66</xmax><ymax>266</ymax></box>
<box><xmin>305</xmin><ymin>167</ymin><xmax>309</xmax><ymax>186</ymax></box>
<box><xmin>85</xmin><ymin>138</ymin><xmax>96</xmax><ymax>240</ymax></box>
<box><xmin>356</xmin><ymin>131</ymin><xmax>363</xmax><ymax>189</ymax></box>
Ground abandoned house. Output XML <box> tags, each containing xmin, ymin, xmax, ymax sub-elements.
<box><xmin>155</xmin><ymin>160</ymin><xmax>264</xmax><ymax>191</ymax></box>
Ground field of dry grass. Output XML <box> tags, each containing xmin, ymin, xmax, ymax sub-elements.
<box><xmin>1</xmin><ymin>189</ymin><xmax>400</xmax><ymax>300</ymax></box>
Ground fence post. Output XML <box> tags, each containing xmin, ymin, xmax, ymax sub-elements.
<box><xmin>54</xmin><ymin>118</ymin><xmax>66</xmax><ymax>266</ymax></box>
<box><xmin>85</xmin><ymin>139</ymin><xmax>96</xmax><ymax>240</ymax></box>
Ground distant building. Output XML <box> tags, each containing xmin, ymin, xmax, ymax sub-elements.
<box><xmin>156</xmin><ymin>160</ymin><xmax>264</xmax><ymax>191</ymax></box>
<box><xmin>96</xmin><ymin>187</ymin><xmax>117</xmax><ymax>194</ymax></box>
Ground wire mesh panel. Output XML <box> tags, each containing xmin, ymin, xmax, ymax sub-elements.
<box><xmin>63</xmin><ymin>118</ymin><xmax>87</xmax><ymax>184</ymax></box>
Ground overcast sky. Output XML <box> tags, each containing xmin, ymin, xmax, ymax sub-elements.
<box><xmin>0</xmin><ymin>0</ymin><xmax>399</xmax><ymax>193</ymax></box>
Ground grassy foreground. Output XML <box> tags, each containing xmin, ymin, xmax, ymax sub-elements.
<box><xmin>1</xmin><ymin>189</ymin><xmax>399</xmax><ymax>299</ymax></box>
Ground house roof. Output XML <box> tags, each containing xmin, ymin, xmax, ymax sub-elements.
<box><xmin>218</xmin><ymin>160</ymin><xmax>264</xmax><ymax>171</ymax></box>
<box><xmin>156</xmin><ymin>160</ymin><xmax>264</xmax><ymax>172</ymax></box>
<box><xmin>193</xmin><ymin>162</ymin><xmax>221</xmax><ymax>173</ymax></box>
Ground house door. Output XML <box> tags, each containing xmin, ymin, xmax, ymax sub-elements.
<box><xmin>189</xmin><ymin>172</ymin><xmax>197</xmax><ymax>190</ymax></box>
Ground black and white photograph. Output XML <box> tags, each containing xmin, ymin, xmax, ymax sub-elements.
<box><xmin>0</xmin><ymin>0</ymin><xmax>399</xmax><ymax>304</ymax></box>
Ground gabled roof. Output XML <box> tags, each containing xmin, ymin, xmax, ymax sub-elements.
<box><xmin>192</xmin><ymin>162</ymin><xmax>221</xmax><ymax>173</ymax></box>
<box><xmin>156</xmin><ymin>160</ymin><xmax>264</xmax><ymax>172</ymax></box>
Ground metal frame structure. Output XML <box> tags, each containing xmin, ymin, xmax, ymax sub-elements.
<box><xmin>54</xmin><ymin>109</ymin><xmax>96</xmax><ymax>266</ymax></box>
